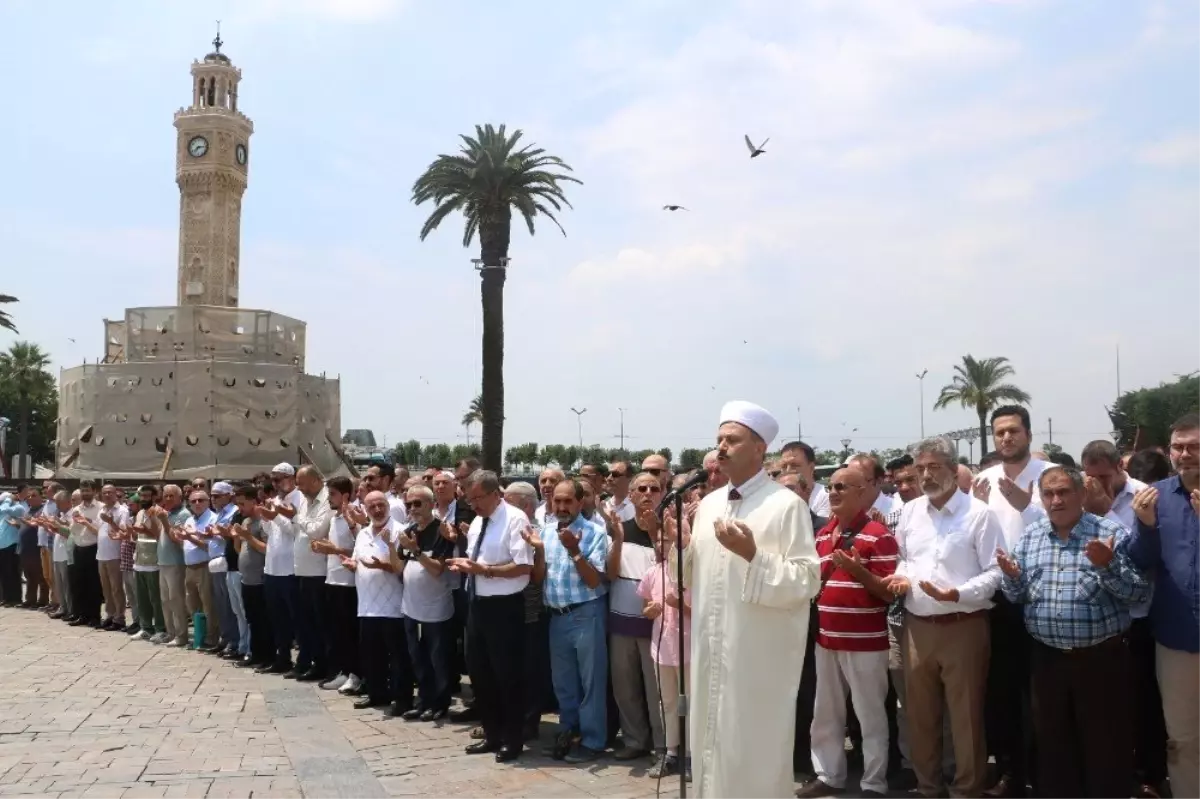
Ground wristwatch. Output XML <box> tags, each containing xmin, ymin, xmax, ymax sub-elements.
<box><xmin>571</xmin><ymin>553</ymin><xmax>584</xmax><ymax>563</ymax></box>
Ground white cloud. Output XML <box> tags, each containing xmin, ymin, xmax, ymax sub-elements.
<box><xmin>234</xmin><ymin>0</ymin><xmax>405</xmax><ymax>24</ymax></box>
<box><xmin>1136</xmin><ymin>132</ymin><xmax>1200</xmax><ymax>168</ymax></box>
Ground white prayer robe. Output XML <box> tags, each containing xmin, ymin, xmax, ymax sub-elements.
<box><xmin>680</xmin><ymin>469</ymin><xmax>821</xmax><ymax>798</ymax></box>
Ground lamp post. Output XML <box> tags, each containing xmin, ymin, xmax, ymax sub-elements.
<box><xmin>963</xmin><ymin>428</ymin><xmax>980</xmax><ymax>465</ymax></box>
<box><xmin>916</xmin><ymin>369</ymin><xmax>928</xmax><ymax>438</ymax></box>
<box><xmin>618</xmin><ymin>407</ymin><xmax>627</xmax><ymax>451</ymax></box>
<box><xmin>840</xmin><ymin>437</ymin><xmax>852</xmax><ymax>461</ymax></box>
<box><xmin>570</xmin><ymin>407</ymin><xmax>587</xmax><ymax>448</ymax></box>
<box><xmin>950</xmin><ymin>431</ymin><xmax>963</xmax><ymax>460</ymax></box>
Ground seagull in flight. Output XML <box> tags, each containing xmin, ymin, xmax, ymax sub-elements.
<box><xmin>744</xmin><ymin>134</ymin><xmax>769</xmax><ymax>158</ymax></box>
<box><xmin>662</xmin><ymin>204</ymin><xmax>689</xmax><ymax>212</ymax></box>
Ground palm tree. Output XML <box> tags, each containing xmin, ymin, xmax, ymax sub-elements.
<box><xmin>0</xmin><ymin>341</ymin><xmax>53</xmax><ymax>478</ymax></box>
<box><xmin>0</xmin><ymin>295</ymin><xmax>17</xmax><ymax>334</ymax></box>
<box><xmin>412</xmin><ymin>124</ymin><xmax>581</xmax><ymax>472</ymax></box>
<box><xmin>933</xmin><ymin>355</ymin><xmax>1032</xmax><ymax>456</ymax></box>
<box><xmin>461</xmin><ymin>394</ymin><xmax>484</xmax><ymax>446</ymax></box>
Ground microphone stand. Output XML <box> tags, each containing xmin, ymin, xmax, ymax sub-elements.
<box><xmin>657</xmin><ymin>490</ymin><xmax>688</xmax><ymax>799</ymax></box>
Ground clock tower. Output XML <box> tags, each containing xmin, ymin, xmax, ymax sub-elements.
<box><xmin>174</xmin><ymin>31</ymin><xmax>253</xmax><ymax>307</ymax></box>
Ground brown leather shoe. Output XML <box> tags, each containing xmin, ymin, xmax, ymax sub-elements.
<box><xmin>983</xmin><ymin>774</ymin><xmax>1025</xmax><ymax>798</ymax></box>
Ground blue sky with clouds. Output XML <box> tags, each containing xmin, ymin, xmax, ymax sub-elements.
<box><xmin>2</xmin><ymin>0</ymin><xmax>1197</xmax><ymax>460</ymax></box>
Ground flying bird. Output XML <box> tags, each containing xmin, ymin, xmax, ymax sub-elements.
<box><xmin>744</xmin><ymin>134</ymin><xmax>769</xmax><ymax>158</ymax></box>
<box><xmin>662</xmin><ymin>204</ymin><xmax>689</xmax><ymax>212</ymax></box>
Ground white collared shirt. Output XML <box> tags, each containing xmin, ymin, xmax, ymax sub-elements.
<box><xmin>808</xmin><ymin>482</ymin><xmax>831</xmax><ymax>517</ymax></box>
<box><xmin>978</xmin><ymin>458</ymin><xmax>1053</xmax><ymax>550</ymax></box>
<box><xmin>1105</xmin><ymin>474</ymin><xmax>1152</xmax><ymax>618</ymax></box>
<box><xmin>354</xmin><ymin>520</ymin><xmax>403</xmax><ymax>618</ymax></box>
<box><xmin>534</xmin><ymin>501</ymin><xmax>550</xmax><ymax>526</ymax></box>
<box><xmin>894</xmin><ymin>489</ymin><xmax>1004</xmax><ymax>616</ymax></box>
<box><xmin>604</xmin><ymin>495</ymin><xmax>636</xmax><ymax>522</ymax></box>
<box><xmin>465</xmin><ymin>500</ymin><xmax>534</xmax><ymax>597</ymax></box>
<box><xmin>263</xmin><ymin>513</ymin><xmax>295</xmax><ymax>577</ymax></box>
<box><xmin>294</xmin><ymin>488</ymin><xmax>333</xmax><ymax>577</ymax></box>
<box><xmin>387</xmin><ymin>493</ymin><xmax>409</xmax><ymax>526</ymax></box>
<box><xmin>71</xmin><ymin>500</ymin><xmax>102</xmax><ymax>547</ymax></box>
<box><xmin>97</xmin><ymin>503</ymin><xmax>128</xmax><ymax>561</ymax></box>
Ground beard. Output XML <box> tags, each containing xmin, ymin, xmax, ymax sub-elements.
<box><xmin>1001</xmin><ymin>442</ymin><xmax>1030</xmax><ymax>464</ymax></box>
<box><xmin>922</xmin><ymin>474</ymin><xmax>958</xmax><ymax>498</ymax></box>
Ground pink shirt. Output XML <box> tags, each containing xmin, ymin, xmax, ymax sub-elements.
<box><xmin>636</xmin><ymin>563</ymin><xmax>691</xmax><ymax>667</ymax></box>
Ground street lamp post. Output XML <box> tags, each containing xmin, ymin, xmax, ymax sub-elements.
<box><xmin>963</xmin><ymin>428</ymin><xmax>980</xmax><ymax>465</ymax></box>
<box><xmin>618</xmin><ymin>408</ymin><xmax>627</xmax><ymax>451</ymax></box>
<box><xmin>570</xmin><ymin>407</ymin><xmax>588</xmax><ymax>448</ymax></box>
<box><xmin>840</xmin><ymin>437</ymin><xmax>852</xmax><ymax>460</ymax></box>
<box><xmin>916</xmin><ymin>369</ymin><xmax>928</xmax><ymax>438</ymax></box>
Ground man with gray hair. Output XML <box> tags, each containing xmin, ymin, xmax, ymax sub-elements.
<box><xmin>505</xmin><ymin>480</ymin><xmax>554</xmax><ymax>740</ymax></box>
<box><xmin>881</xmin><ymin>436</ymin><xmax>1004</xmax><ymax>798</ymax></box>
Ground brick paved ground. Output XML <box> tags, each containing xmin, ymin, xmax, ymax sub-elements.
<box><xmin>0</xmin><ymin>606</ymin><xmax>686</xmax><ymax>798</ymax></box>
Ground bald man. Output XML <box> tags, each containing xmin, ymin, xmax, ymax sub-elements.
<box><xmin>704</xmin><ymin>450</ymin><xmax>729</xmax><ymax>492</ymax></box>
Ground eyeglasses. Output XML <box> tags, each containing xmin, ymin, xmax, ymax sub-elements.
<box><xmin>635</xmin><ymin>485</ymin><xmax>663</xmax><ymax>494</ymax></box>
<box><xmin>189</xmin><ymin>498</ymin><xmax>209</xmax><ymax>504</ymax></box>
<box><xmin>828</xmin><ymin>482</ymin><xmax>862</xmax><ymax>494</ymax></box>
<box><xmin>407</xmin><ymin>500</ymin><xmax>424</xmax><ymax>508</ymax></box>
<box><xmin>609</xmin><ymin>470</ymin><xmax>627</xmax><ymax>479</ymax></box>
<box><xmin>642</xmin><ymin>468</ymin><xmax>664</xmax><ymax>476</ymax></box>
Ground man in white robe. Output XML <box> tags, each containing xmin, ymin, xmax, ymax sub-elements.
<box><xmin>672</xmin><ymin>401</ymin><xmax>821</xmax><ymax>798</ymax></box>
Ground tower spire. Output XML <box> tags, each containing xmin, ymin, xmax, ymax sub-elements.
<box><xmin>213</xmin><ymin>20</ymin><xmax>223</xmax><ymax>54</ymax></box>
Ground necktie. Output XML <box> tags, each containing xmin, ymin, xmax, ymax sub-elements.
<box><xmin>466</xmin><ymin>516</ymin><xmax>490</xmax><ymax>601</ymax></box>
<box><xmin>728</xmin><ymin>488</ymin><xmax>742</xmax><ymax>501</ymax></box>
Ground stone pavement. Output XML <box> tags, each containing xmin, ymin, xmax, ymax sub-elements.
<box><xmin>0</xmin><ymin>607</ymin><xmax>676</xmax><ymax>798</ymax></box>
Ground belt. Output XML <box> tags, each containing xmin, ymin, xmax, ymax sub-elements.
<box><xmin>547</xmin><ymin>600</ymin><xmax>593</xmax><ymax>616</ymax></box>
<box><xmin>1038</xmin><ymin>633</ymin><xmax>1126</xmax><ymax>655</ymax></box>
<box><xmin>906</xmin><ymin>609</ymin><xmax>986</xmax><ymax>625</ymax></box>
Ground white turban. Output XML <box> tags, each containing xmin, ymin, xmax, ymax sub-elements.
<box><xmin>719</xmin><ymin>400</ymin><xmax>779</xmax><ymax>448</ymax></box>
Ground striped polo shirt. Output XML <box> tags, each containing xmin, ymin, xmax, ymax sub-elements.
<box><xmin>815</xmin><ymin>511</ymin><xmax>898</xmax><ymax>652</ymax></box>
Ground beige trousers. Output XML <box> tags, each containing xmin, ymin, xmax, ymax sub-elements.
<box><xmin>902</xmin><ymin>612</ymin><xmax>990</xmax><ymax>798</ymax></box>
<box><xmin>158</xmin><ymin>564</ymin><xmax>188</xmax><ymax>642</ymax></box>
<box><xmin>98</xmin><ymin>559</ymin><xmax>125</xmax><ymax>622</ymax></box>
<box><xmin>1157</xmin><ymin>644</ymin><xmax>1199</xmax><ymax>799</ymax></box>
<box><xmin>183</xmin><ymin>564</ymin><xmax>219</xmax><ymax>646</ymax></box>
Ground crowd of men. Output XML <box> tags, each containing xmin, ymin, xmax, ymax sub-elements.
<box><xmin>0</xmin><ymin>406</ymin><xmax>1195</xmax><ymax>799</ymax></box>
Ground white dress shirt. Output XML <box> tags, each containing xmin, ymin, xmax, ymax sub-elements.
<box><xmin>263</xmin><ymin>513</ymin><xmax>295</xmax><ymax>577</ymax></box>
<box><xmin>387</xmin><ymin>493</ymin><xmax>409</xmax><ymax>525</ymax></box>
<box><xmin>97</xmin><ymin>503</ymin><xmax>128</xmax><ymax>561</ymax></box>
<box><xmin>534</xmin><ymin>501</ymin><xmax>550</xmax><ymax>526</ymax></box>
<box><xmin>808</xmin><ymin>483</ymin><xmax>831</xmax><ymax>518</ymax></box>
<box><xmin>604</xmin><ymin>495</ymin><xmax>636</xmax><ymax>523</ymax></box>
<box><xmin>1105</xmin><ymin>475</ymin><xmax>1152</xmax><ymax>619</ymax></box>
<box><xmin>465</xmin><ymin>501</ymin><xmax>534</xmax><ymax>597</ymax></box>
<box><xmin>71</xmin><ymin>500</ymin><xmax>102</xmax><ymax>547</ymax></box>
<box><xmin>977</xmin><ymin>458</ymin><xmax>1052</xmax><ymax>550</ymax></box>
<box><xmin>894</xmin><ymin>489</ymin><xmax>1004</xmax><ymax>616</ymax></box>
<box><xmin>294</xmin><ymin>488</ymin><xmax>333</xmax><ymax>577</ymax></box>
<box><xmin>354</xmin><ymin>520</ymin><xmax>403</xmax><ymax>618</ymax></box>
<box><xmin>326</xmin><ymin>512</ymin><xmax>357</xmax><ymax>587</ymax></box>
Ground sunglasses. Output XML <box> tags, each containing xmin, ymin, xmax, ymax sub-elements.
<box><xmin>406</xmin><ymin>500</ymin><xmax>424</xmax><ymax>508</ymax></box>
<box><xmin>642</xmin><ymin>468</ymin><xmax>664</xmax><ymax>476</ymax></box>
<box><xmin>190</xmin><ymin>498</ymin><xmax>209</xmax><ymax>504</ymax></box>
<box><xmin>609</xmin><ymin>470</ymin><xmax>627</xmax><ymax>479</ymax></box>
<box><xmin>828</xmin><ymin>482</ymin><xmax>863</xmax><ymax>494</ymax></box>
<box><xmin>635</xmin><ymin>484</ymin><xmax>663</xmax><ymax>494</ymax></box>
<box><xmin>768</xmin><ymin>470</ymin><xmax>782</xmax><ymax>478</ymax></box>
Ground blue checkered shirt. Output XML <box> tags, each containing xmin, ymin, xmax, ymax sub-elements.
<box><xmin>541</xmin><ymin>514</ymin><xmax>610</xmax><ymax>609</ymax></box>
<box><xmin>1002</xmin><ymin>512</ymin><xmax>1149</xmax><ymax>650</ymax></box>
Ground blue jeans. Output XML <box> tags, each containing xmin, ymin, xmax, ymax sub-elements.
<box><xmin>405</xmin><ymin>617</ymin><xmax>453</xmax><ymax>711</ymax></box>
<box><xmin>549</xmin><ymin>597</ymin><xmax>609</xmax><ymax>751</ymax></box>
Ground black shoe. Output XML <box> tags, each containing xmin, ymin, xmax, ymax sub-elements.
<box><xmin>296</xmin><ymin>668</ymin><xmax>324</xmax><ymax>683</ymax></box>
<box><xmin>121</xmin><ymin>623</ymin><xmax>136</xmax><ymax>635</ymax></box>
<box><xmin>88</xmin><ymin>619</ymin><xmax>104</xmax><ymax>628</ymax></box>
<box><xmin>100</xmin><ymin>619</ymin><xmax>115</xmax><ymax>630</ymax></box>
<box><xmin>236</xmin><ymin>658</ymin><xmax>258</xmax><ymax>669</ymax></box>
<box><xmin>495</xmin><ymin>745</ymin><xmax>521</xmax><ymax>763</ymax></box>
<box><xmin>68</xmin><ymin>617</ymin><xmax>87</xmax><ymax>626</ymax></box>
<box><xmin>465</xmin><ymin>740</ymin><xmax>500</xmax><ymax>755</ymax></box>
<box><xmin>546</xmin><ymin>729</ymin><xmax>579</xmax><ymax>760</ymax></box>
<box><xmin>421</xmin><ymin>708</ymin><xmax>447</xmax><ymax>722</ymax></box>
<box><xmin>258</xmin><ymin>662</ymin><xmax>292</xmax><ymax>674</ymax></box>
<box><xmin>353</xmin><ymin>698</ymin><xmax>388</xmax><ymax>710</ymax></box>
<box><xmin>449</xmin><ymin>704</ymin><xmax>479</xmax><ymax>722</ymax></box>
<box><xmin>400</xmin><ymin>707</ymin><xmax>424</xmax><ymax>721</ymax></box>
<box><xmin>282</xmin><ymin>669</ymin><xmax>303</xmax><ymax>680</ymax></box>
<box><xmin>386</xmin><ymin>702</ymin><xmax>412</xmax><ymax>718</ymax></box>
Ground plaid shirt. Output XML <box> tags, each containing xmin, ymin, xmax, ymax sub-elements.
<box><xmin>1002</xmin><ymin>512</ymin><xmax>1149</xmax><ymax>650</ymax></box>
<box><xmin>540</xmin><ymin>514</ymin><xmax>610</xmax><ymax>609</ymax></box>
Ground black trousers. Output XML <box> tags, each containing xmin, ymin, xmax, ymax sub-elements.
<box><xmin>524</xmin><ymin>614</ymin><xmax>554</xmax><ymax>730</ymax></box>
<box><xmin>359</xmin><ymin>616</ymin><xmax>412</xmax><ymax>706</ymax></box>
<box><xmin>21</xmin><ymin>546</ymin><xmax>47</xmax><ymax>605</ymax></box>
<box><xmin>794</xmin><ymin>610</ymin><xmax>818</xmax><ymax>773</ymax></box>
<box><xmin>1128</xmin><ymin>617</ymin><xmax>1168</xmax><ymax>788</ymax></box>
<box><xmin>467</xmin><ymin>592</ymin><xmax>526</xmax><ymax>748</ymax></box>
<box><xmin>405</xmin><ymin>617</ymin><xmax>453</xmax><ymax>712</ymax></box>
<box><xmin>452</xmin><ymin>587</ymin><xmax>468</xmax><ymax>687</ymax></box>
<box><xmin>0</xmin><ymin>545</ymin><xmax>21</xmax><ymax>604</ymax></box>
<box><xmin>1030</xmin><ymin>635</ymin><xmax>1132</xmax><ymax>798</ymax></box>
<box><xmin>73</xmin><ymin>544</ymin><xmax>102</xmax><ymax>623</ymax></box>
<box><xmin>295</xmin><ymin>575</ymin><xmax>327</xmax><ymax>673</ymax></box>
<box><xmin>242</xmin><ymin>583</ymin><xmax>273</xmax><ymax>665</ymax></box>
<box><xmin>264</xmin><ymin>574</ymin><xmax>297</xmax><ymax>668</ymax></box>
<box><xmin>986</xmin><ymin>594</ymin><xmax>1032</xmax><ymax>788</ymax></box>
<box><xmin>324</xmin><ymin>584</ymin><xmax>359</xmax><ymax>678</ymax></box>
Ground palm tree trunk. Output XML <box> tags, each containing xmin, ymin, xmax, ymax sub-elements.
<box><xmin>977</xmin><ymin>408</ymin><xmax>989</xmax><ymax>459</ymax></box>
<box><xmin>16</xmin><ymin>403</ymin><xmax>30</xmax><ymax>479</ymax></box>
<box><xmin>478</xmin><ymin>218</ymin><xmax>510</xmax><ymax>474</ymax></box>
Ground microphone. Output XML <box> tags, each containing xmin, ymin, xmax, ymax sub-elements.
<box><xmin>656</xmin><ymin>470</ymin><xmax>708</xmax><ymax>515</ymax></box>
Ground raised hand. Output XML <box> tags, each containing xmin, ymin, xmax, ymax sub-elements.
<box><xmin>1084</xmin><ymin>535</ymin><xmax>1117</xmax><ymax>568</ymax></box>
<box><xmin>557</xmin><ymin>525</ymin><xmax>581</xmax><ymax>554</ymax></box>
<box><xmin>339</xmin><ymin>555</ymin><xmax>357</xmax><ymax>571</ymax></box>
<box><xmin>714</xmin><ymin>518</ymin><xmax>756</xmax><ymax>562</ymax></box>
<box><xmin>439</xmin><ymin>519</ymin><xmax>458</xmax><ymax>543</ymax></box>
<box><xmin>918</xmin><ymin>580</ymin><xmax>960</xmax><ymax>603</ymax></box>
<box><xmin>1082</xmin><ymin>477</ymin><xmax>1114</xmax><ymax>516</ymax></box>
<box><xmin>361</xmin><ymin>556</ymin><xmax>386</xmax><ymax>570</ymax></box>
<box><xmin>1192</xmin><ymin>489</ymin><xmax>1200</xmax><ymax>518</ymax></box>
<box><xmin>520</xmin><ymin>525</ymin><xmax>543</xmax><ymax>550</ymax></box>
<box><xmin>643</xmin><ymin>600</ymin><xmax>664</xmax><ymax>620</ymax></box>
<box><xmin>662</xmin><ymin>509</ymin><xmax>679</xmax><ymax>543</ymax></box>
<box><xmin>997</xmin><ymin>477</ymin><xmax>1034</xmax><ymax>511</ymax></box>
<box><xmin>830</xmin><ymin>548</ymin><xmax>863</xmax><ymax>573</ymax></box>
<box><xmin>995</xmin><ymin>548</ymin><xmax>1021</xmax><ymax>579</ymax></box>
<box><xmin>1133</xmin><ymin>487</ymin><xmax>1159</xmax><ymax>526</ymax></box>
<box><xmin>397</xmin><ymin>530</ymin><xmax>420</xmax><ymax>553</ymax></box>
<box><xmin>866</xmin><ymin>508</ymin><xmax>887</xmax><ymax>526</ymax></box>
<box><xmin>881</xmin><ymin>574</ymin><xmax>910</xmax><ymax>596</ymax></box>
<box><xmin>447</xmin><ymin>557</ymin><xmax>483</xmax><ymax>575</ymax></box>
<box><xmin>972</xmin><ymin>476</ymin><xmax>991</xmax><ymax>503</ymax></box>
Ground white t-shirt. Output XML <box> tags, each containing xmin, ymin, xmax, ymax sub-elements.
<box><xmin>326</xmin><ymin>513</ymin><xmax>357</xmax><ymax>587</ymax></box>
<box><xmin>978</xmin><ymin>458</ymin><xmax>1052</xmax><ymax>550</ymax></box>
<box><xmin>97</xmin><ymin>503</ymin><xmax>127</xmax><ymax>561</ymax></box>
<box><xmin>604</xmin><ymin>495</ymin><xmax>636</xmax><ymax>523</ymax></box>
<box><xmin>354</xmin><ymin>520</ymin><xmax>403</xmax><ymax>618</ymax></box>
<box><xmin>400</xmin><ymin>521</ymin><xmax>455</xmax><ymax>624</ymax></box>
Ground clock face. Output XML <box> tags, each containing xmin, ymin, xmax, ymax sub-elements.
<box><xmin>236</xmin><ymin>143</ymin><xmax>247</xmax><ymax>165</ymax></box>
<box><xmin>188</xmin><ymin>136</ymin><xmax>208</xmax><ymax>157</ymax></box>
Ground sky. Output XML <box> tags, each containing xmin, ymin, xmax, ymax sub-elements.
<box><xmin>2</xmin><ymin>0</ymin><xmax>1197</xmax><ymax>463</ymax></box>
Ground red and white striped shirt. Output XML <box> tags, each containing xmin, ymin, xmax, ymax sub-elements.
<box><xmin>814</xmin><ymin>512</ymin><xmax>898</xmax><ymax>652</ymax></box>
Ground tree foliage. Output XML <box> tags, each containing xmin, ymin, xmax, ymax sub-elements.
<box><xmin>678</xmin><ymin>448</ymin><xmax>706</xmax><ymax>470</ymax></box>
<box><xmin>0</xmin><ymin>295</ymin><xmax>17</xmax><ymax>334</ymax></box>
<box><xmin>934</xmin><ymin>355</ymin><xmax>1031</xmax><ymax>457</ymax></box>
<box><xmin>1108</xmin><ymin>374</ymin><xmax>1200</xmax><ymax>451</ymax></box>
<box><xmin>0</xmin><ymin>341</ymin><xmax>57</xmax><ymax>472</ymax></box>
